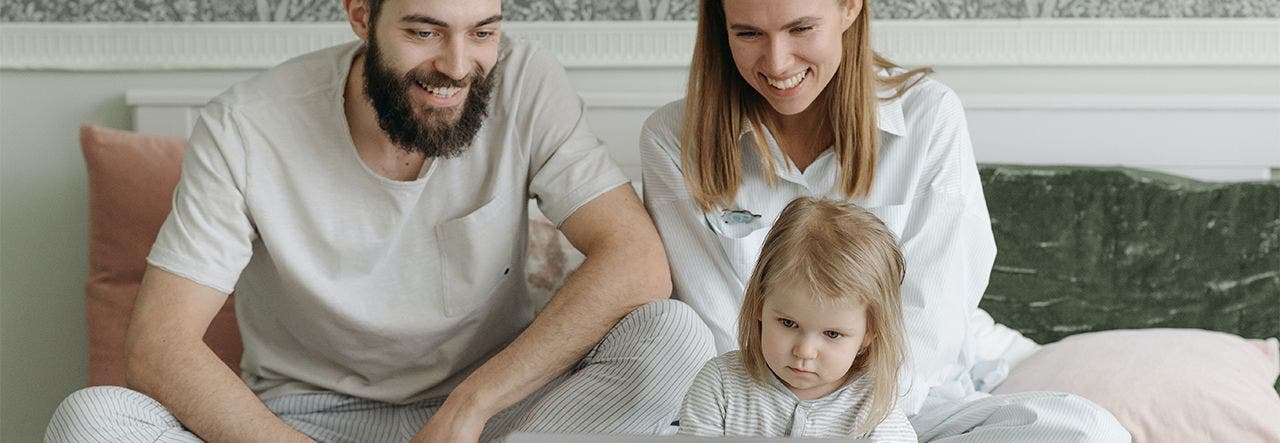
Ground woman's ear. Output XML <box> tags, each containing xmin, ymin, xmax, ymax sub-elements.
<box><xmin>346</xmin><ymin>0</ymin><xmax>372</xmax><ymax>41</ymax></box>
<box><xmin>842</xmin><ymin>0</ymin><xmax>863</xmax><ymax>31</ymax></box>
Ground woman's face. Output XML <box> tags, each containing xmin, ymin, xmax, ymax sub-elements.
<box><xmin>722</xmin><ymin>0</ymin><xmax>859</xmax><ymax>116</ymax></box>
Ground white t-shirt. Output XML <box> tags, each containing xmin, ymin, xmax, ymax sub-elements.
<box><xmin>679</xmin><ymin>351</ymin><xmax>916</xmax><ymax>441</ymax></box>
<box><xmin>148</xmin><ymin>38</ymin><xmax>628</xmax><ymax>404</ymax></box>
<box><xmin>639</xmin><ymin>77</ymin><xmax>1039</xmax><ymax>415</ymax></box>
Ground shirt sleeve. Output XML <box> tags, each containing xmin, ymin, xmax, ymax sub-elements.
<box><xmin>146</xmin><ymin>102</ymin><xmax>257</xmax><ymax>294</ymax></box>
<box><xmin>864</xmin><ymin>402</ymin><xmax>918</xmax><ymax>443</ymax></box>
<box><xmin>677</xmin><ymin>359</ymin><xmax>728</xmax><ymax>436</ymax></box>
<box><xmin>520</xmin><ymin>44</ymin><xmax>629</xmax><ymax>227</ymax></box>
<box><xmin>640</xmin><ymin>103</ymin><xmax>745</xmax><ymax>352</ymax></box>
<box><xmin>895</xmin><ymin>88</ymin><xmax>998</xmax><ymax>415</ymax></box>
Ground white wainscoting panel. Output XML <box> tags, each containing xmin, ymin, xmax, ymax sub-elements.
<box><xmin>81</xmin><ymin>18</ymin><xmax>1278</xmax><ymax>184</ymax></box>
<box><xmin>962</xmin><ymin>94</ymin><xmax>1280</xmax><ymax>181</ymax></box>
<box><xmin>128</xmin><ymin>89</ymin><xmax>1279</xmax><ymax>183</ymax></box>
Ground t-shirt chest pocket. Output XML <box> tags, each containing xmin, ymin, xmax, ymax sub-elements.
<box><xmin>435</xmin><ymin>195</ymin><xmax>521</xmax><ymax>317</ymax></box>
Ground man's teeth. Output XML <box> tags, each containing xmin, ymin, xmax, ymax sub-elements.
<box><xmin>419</xmin><ymin>82</ymin><xmax>461</xmax><ymax>98</ymax></box>
<box><xmin>768</xmin><ymin>70</ymin><xmax>807</xmax><ymax>90</ymax></box>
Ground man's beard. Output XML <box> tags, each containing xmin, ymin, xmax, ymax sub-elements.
<box><xmin>362</xmin><ymin>37</ymin><xmax>497</xmax><ymax>158</ymax></box>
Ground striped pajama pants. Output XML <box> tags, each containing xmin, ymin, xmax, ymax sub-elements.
<box><xmin>46</xmin><ymin>300</ymin><xmax>716</xmax><ymax>443</ymax></box>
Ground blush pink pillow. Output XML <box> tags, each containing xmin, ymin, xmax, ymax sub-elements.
<box><xmin>80</xmin><ymin>124</ymin><xmax>242</xmax><ymax>386</ymax></box>
<box><xmin>992</xmin><ymin>328</ymin><xmax>1280</xmax><ymax>443</ymax></box>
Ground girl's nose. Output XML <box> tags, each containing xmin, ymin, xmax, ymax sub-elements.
<box><xmin>792</xmin><ymin>338</ymin><xmax>817</xmax><ymax>359</ymax></box>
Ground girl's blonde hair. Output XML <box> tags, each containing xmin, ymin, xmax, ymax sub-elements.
<box><xmin>737</xmin><ymin>197</ymin><xmax>906</xmax><ymax>436</ymax></box>
<box><xmin>681</xmin><ymin>0</ymin><xmax>931</xmax><ymax>212</ymax></box>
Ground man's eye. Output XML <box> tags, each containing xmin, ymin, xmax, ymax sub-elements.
<box><xmin>824</xmin><ymin>331</ymin><xmax>842</xmax><ymax>339</ymax></box>
<box><xmin>779</xmin><ymin>319</ymin><xmax>796</xmax><ymax>328</ymax></box>
<box><xmin>791</xmin><ymin>26</ymin><xmax>814</xmax><ymax>34</ymax></box>
<box><xmin>735</xmin><ymin>31</ymin><xmax>760</xmax><ymax>38</ymax></box>
<box><xmin>475</xmin><ymin>30</ymin><xmax>495</xmax><ymax>39</ymax></box>
<box><xmin>414</xmin><ymin>30</ymin><xmax>437</xmax><ymax>39</ymax></box>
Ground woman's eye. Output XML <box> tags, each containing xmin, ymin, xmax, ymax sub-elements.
<box><xmin>824</xmin><ymin>331</ymin><xmax>842</xmax><ymax>339</ymax></box>
<box><xmin>780</xmin><ymin>319</ymin><xmax>796</xmax><ymax>328</ymax></box>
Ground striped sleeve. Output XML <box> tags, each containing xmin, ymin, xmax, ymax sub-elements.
<box><xmin>864</xmin><ymin>402</ymin><xmax>918</xmax><ymax>443</ymax></box>
<box><xmin>677</xmin><ymin>359</ymin><xmax>727</xmax><ymax>436</ymax></box>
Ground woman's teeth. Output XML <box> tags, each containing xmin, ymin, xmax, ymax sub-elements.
<box><xmin>767</xmin><ymin>70</ymin><xmax>807</xmax><ymax>90</ymax></box>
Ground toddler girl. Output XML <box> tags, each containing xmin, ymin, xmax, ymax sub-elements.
<box><xmin>678</xmin><ymin>197</ymin><xmax>914</xmax><ymax>441</ymax></box>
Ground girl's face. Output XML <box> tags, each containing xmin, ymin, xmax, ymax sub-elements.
<box><xmin>722</xmin><ymin>0</ymin><xmax>860</xmax><ymax>117</ymax></box>
<box><xmin>759</xmin><ymin>282</ymin><xmax>872</xmax><ymax>400</ymax></box>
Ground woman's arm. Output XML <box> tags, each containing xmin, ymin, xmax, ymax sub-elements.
<box><xmin>894</xmin><ymin>88</ymin><xmax>998</xmax><ymax>415</ymax></box>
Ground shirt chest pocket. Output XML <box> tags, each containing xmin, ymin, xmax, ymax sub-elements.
<box><xmin>435</xmin><ymin>195</ymin><xmax>521</xmax><ymax>317</ymax></box>
<box><xmin>704</xmin><ymin>209</ymin><xmax>773</xmax><ymax>283</ymax></box>
<box><xmin>703</xmin><ymin>197</ymin><xmax>912</xmax><ymax>284</ymax></box>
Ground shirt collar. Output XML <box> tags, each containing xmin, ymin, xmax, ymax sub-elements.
<box><xmin>766</xmin><ymin>369</ymin><xmax>870</xmax><ymax>403</ymax></box>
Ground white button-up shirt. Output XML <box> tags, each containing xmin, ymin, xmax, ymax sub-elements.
<box><xmin>640</xmin><ymin>78</ymin><xmax>1035</xmax><ymax>415</ymax></box>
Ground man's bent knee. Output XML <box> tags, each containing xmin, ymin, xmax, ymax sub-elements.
<box><xmin>46</xmin><ymin>386</ymin><xmax>186</xmax><ymax>442</ymax></box>
<box><xmin>617</xmin><ymin>299</ymin><xmax>714</xmax><ymax>361</ymax></box>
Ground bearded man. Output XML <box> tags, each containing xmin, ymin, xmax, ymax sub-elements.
<box><xmin>45</xmin><ymin>0</ymin><xmax>714</xmax><ymax>441</ymax></box>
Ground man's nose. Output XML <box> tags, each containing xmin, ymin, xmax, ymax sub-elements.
<box><xmin>435</xmin><ymin>38</ymin><xmax>470</xmax><ymax>81</ymax></box>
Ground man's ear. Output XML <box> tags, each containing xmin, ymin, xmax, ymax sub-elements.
<box><xmin>346</xmin><ymin>0</ymin><xmax>372</xmax><ymax>41</ymax></box>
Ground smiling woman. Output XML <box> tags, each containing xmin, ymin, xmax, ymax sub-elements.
<box><xmin>644</xmin><ymin>0</ymin><xmax>1132</xmax><ymax>441</ymax></box>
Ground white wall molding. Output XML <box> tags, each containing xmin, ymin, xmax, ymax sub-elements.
<box><xmin>4</xmin><ymin>19</ymin><xmax>1278</xmax><ymax>71</ymax></box>
<box><xmin>126</xmin><ymin>88</ymin><xmax>1280</xmax><ymax>182</ymax></box>
<box><xmin>961</xmin><ymin>94</ymin><xmax>1280</xmax><ymax>111</ymax></box>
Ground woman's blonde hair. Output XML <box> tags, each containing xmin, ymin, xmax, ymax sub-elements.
<box><xmin>737</xmin><ymin>197</ymin><xmax>906</xmax><ymax>436</ymax></box>
<box><xmin>682</xmin><ymin>0</ymin><xmax>931</xmax><ymax>212</ymax></box>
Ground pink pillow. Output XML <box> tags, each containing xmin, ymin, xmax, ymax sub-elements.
<box><xmin>993</xmin><ymin>328</ymin><xmax>1280</xmax><ymax>443</ymax></box>
<box><xmin>80</xmin><ymin>124</ymin><xmax>242</xmax><ymax>386</ymax></box>
<box><xmin>523</xmin><ymin>205</ymin><xmax>584</xmax><ymax>310</ymax></box>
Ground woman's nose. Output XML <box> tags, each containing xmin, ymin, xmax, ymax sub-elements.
<box><xmin>762</xmin><ymin>38</ymin><xmax>794</xmax><ymax>76</ymax></box>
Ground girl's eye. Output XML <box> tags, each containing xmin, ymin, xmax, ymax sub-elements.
<box><xmin>824</xmin><ymin>331</ymin><xmax>842</xmax><ymax>339</ymax></box>
<box><xmin>779</xmin><ymin>319</ymin><xmax>796</xmax><ymax>328</ymax></box>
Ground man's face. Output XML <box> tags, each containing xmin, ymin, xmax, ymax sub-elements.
<box><xmin>362</xmin><ymin>0</ymin><xmax>503</xmax><ymax>157</ymax></box>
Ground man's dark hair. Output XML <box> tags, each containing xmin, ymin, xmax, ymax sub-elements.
<box><xmin>367</xmin><ymin>0</ymin><xmax>387</xmax><ymax>30</ymax></box>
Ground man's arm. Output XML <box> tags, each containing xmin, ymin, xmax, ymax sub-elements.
<box><xmin>126</xmin><ymin>266</ymin><xmax>312</xmax><ymax>442</ymax></box>
<box><xmin>413</xmin><ymin>184</ymin><xmax>671</xmax><ymax>442</ymax></box>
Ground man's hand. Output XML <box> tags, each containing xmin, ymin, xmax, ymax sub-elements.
<box><xmin>410</xmin><ymin>396</ymin><xmax>488</xmax><ymax>443</ymax></box>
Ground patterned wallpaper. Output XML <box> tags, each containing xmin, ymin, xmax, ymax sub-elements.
<box><xmin>2</xmin><ymin>0</ymin><xmax>1277</xmax><ymax>21</ymax></box>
